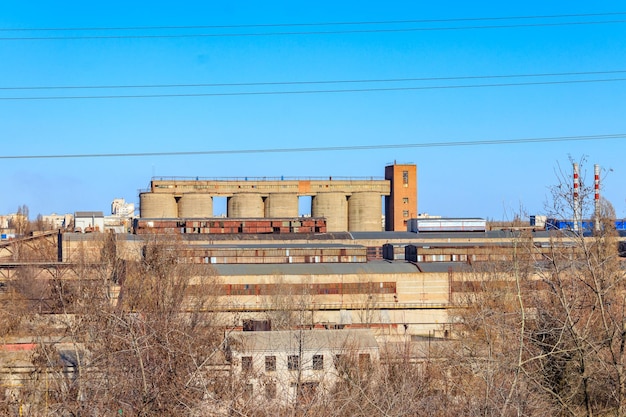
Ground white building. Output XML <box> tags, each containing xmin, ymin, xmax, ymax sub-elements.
<box><xmin>42</xmin><ymin>213</ymin><xmax>73</xmax><ymax>230</ymax></box>
<box><xmin>74</xmin><ymin>212</ymin><xmax>104</xmax><ymax>233</ymax></box>
<box><xmin>111</xmin><ymin>198</ymin><xmax>135</xmax><ymax>217</ymax></box>
<box><xmin>227</xmin><ymin>329</ymin><xmax>379</xmax><ymax>405</ymax></box>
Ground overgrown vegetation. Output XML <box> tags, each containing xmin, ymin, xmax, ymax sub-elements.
<box><xmin>1</xmin><ymin>160</ymin><xmax>624</xmax><ymax>416</ymax></box>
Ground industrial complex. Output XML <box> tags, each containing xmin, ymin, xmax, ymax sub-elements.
<box><xmin>139</xmin><ymin>162</ymin><xmax>417</xmax><ymax>232</ymax></box>
<box><xmin>1</xmin><ymin>161</ymin><xmax>625</xmax><ymax>409</ymax></box>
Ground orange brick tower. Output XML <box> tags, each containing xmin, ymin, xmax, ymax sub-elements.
<box><xmin>384</xmin><ymin>163</ymin><xmax>417</xmax><ymax>231</ymax></box>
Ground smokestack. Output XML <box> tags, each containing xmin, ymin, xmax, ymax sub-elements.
<box><xmin>573</xmin><ymin>163</ymin><xmax>580</xmax><ymax>233</ymax></box>
<box><xmin>594</xmin><ymin>164</ymin><xmax>600</xmax><ymax>232</ymax></box>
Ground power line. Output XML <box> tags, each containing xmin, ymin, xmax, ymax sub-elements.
<box><xmin>2</xmin><ymin>77</ymin><xmax>625</xmax><ymax>100</ymax></box>
<box><xmin>2</xmin><ymin>11</ymin><xmax>625</xmax><ymax>32</ymax></box>
<box><xmin>2</xmin><ymin>20</ymin><xmax>625</xmax><ymax>40</ymax></box>
<box><xmin>1</xmin><ymin>134</ymin><xmax>623</xmax><ymax>160</ymax></box>
<box><xmin>2</xmin><ymin>69</ymin><xmax>625</xmax><ymax>91</ymax></box>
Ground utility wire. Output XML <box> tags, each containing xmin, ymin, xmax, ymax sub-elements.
<box><xmin>2</xmin><ymin>20</ymin><xmax>625</xmax><ymax>40</ymax></box>
<box><xmin>2</xmin><ymin>69</ymin><xmax>625</xmax><ymax>91</ymax></box>
<box><xmin>2</xmin><ymin>11</ymin><xmax>625</xmax><ymax>32</ymax></box>
<box><xmin>2</xmin><ymin>77</ymin><xmax>625</xmax><ymax>100</ymax></box>
<box><xmin>1</xmin><ymin>134</ymin><xmax>623</xmax><ymax>160</ymax></box>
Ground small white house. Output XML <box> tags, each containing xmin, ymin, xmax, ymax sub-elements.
<box><xmin>74</xmin><ymin>211</ymin><xmax>104</xmax><ymax>233</ymax></box>
<box><xmin>227</xmin><ymin>329</ymin><xmax>379</xmax><ymax>405</ymax></box>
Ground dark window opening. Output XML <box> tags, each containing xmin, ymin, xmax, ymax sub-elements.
<box><xmin>288</xmin><ymin>355</ymin><xmax>300</xmax><ymax>371</ymax></box>
<box><xmin>265</xmin><ymin>356</ymin><xmax>276</xmax><ymax>372</ymax></box>
<box><xmin>244</xmin><ymin>383</ymin><xmax>253</xmax><ymax>399</ymax></box>
<box><xmin>242</xmin><ymin>356</ymin><xmax>253</xmax><ymax>372</ymax></box>
<box><xmin>265</xmin><ymin>382</ymin><xmax>277</xmax><ymax>399</ymax></box>
<box><xmin>312</xmin><ymin>354</ymin><xmax>324</xmax><ymax>371</ymax></box>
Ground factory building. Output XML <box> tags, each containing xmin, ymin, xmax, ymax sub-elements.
<box><xmin>227</xmin><ymin>329</ymin><xmax>380</xmax><ymax>405</ymax></box>
<box><xmin>138</xmin><ymin>163</ymin><xmax>417</xmax><ymax>232</ymax></box>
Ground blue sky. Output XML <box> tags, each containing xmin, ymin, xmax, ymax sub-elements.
<box><xmin>1</xmin><ymin>1</ymin><xmax>625</xmax><ymax>220</ymax></box>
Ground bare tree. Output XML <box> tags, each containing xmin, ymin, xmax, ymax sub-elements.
<box><xmin>16</xmin><ymin>233</ymin><xmax>227</xmax><ymax>416</ymax></box>
<box><xmin>518</xmin><ymin>159</ymin><xmax>624</xmax><ymax>414</ymax></box>
<box><xmin>9</xmin><ymin>205</ymin><xmax>30</xmax><ymax>236</ymax></box>
<box><xmin>443</xmin><ymin>158</ymin><xmax>626</xmax><ymax>417</ymax></box>
<box><xmin>262</xmin><ymin>276</ymin><xmax>313</xmax><ymax>331</ymax></box>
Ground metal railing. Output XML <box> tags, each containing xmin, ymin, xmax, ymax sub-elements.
<box><xmin>151</xmin><ymin>176</ymin><xmax>386</xmax><ymax>182</ymax></box>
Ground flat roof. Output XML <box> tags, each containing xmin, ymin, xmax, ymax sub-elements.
<box><xmin>229</xmin><ymin>328</ymin><xmax>378</xmax><ymax>352</ymax></box>
<box><xmin>74</xmin><ymin>211</ymin><xmax>104</xmax><ymax>217</ymax></box>
<box><xmin>350</xmin><ymin>230</ymin><xmax>551</xmax><ymax>240</ymax></box>
<box><xmin>191</xmin><ymin>243</ymin><xmax>365</xmax><ymax>250</ymax></box>
<box><xmin>415</xmin><ymin>262</ymin><xmax>472</xmax><ymax>273</ymax></box>
<box><xmin>180</xmin><ymin>232</ymin><xmax>355</xmax><ymax>241</ymax></box>
<box><xmin>211</xmin><ymin>261</ymin><xmax>419</xmax><ymax>276</ymax></box>
<box><xmin>411</xmin><ymin>217</ymin><xmax>485</xmax><ymax>220</ymax></box>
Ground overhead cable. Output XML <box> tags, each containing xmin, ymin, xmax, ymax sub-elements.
<box><xmin>1</xmin><ymin>11</ymin><xmax>625</xmax><ymax>32</ymax></box>
<box><xmin>2</xmin><ymin>69</ymin><xmax>626</xmax><ymax>91</ymax></box>
<box><xmin>2</xmin><ymin>77</ymin><xmax>625</xmax><ymax>100</ymax></box>
<box><xmin>1</xmin><ymin>134</ymin><xmax>624</xmax><ymax>160</ymax></box>
<box><xmin>1</xmin><ymin>19</ymin><xmax>625</xmax><ymax>40</ymax></box>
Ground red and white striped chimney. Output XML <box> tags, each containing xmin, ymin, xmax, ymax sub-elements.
<box><xmin>594</xmin><ymin>164</ymin><xmax>600</xmax><ymax>232</ymax></box>
<box><xmin>573</xmin><ymin>162</ymin><xmax>580</xmax><ymax>233</ymax></box>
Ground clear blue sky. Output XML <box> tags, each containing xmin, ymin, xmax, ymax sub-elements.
<box><xmin>1</xmin><ymin>1</ymin><xmax>625</xmax><ymax>220</ymax></box>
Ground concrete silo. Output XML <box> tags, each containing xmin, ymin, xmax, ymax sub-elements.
<box><xmin>178</xmin><ymin>193</ymin><xmax>213</xmax><ymax>218</ymax></box>
<box><xmin>348</xmin><ymin>192</ymin><xmax>382</xmax><ymax>231</ymax></box>
<box><xmin>312</xmin><ymin>193</ymin><xmax>348</xmax><ymax>232</ymax></box>
<box><xmin>227</xmin><ymin>194</ymin><xmax>265</xmax><ymax>218</ymax></box>
<box><xmin>265</xmin><ymin>193</ymin><xmax>299</xmax><ymax>218</ymax></box>
<box><xmin>139</xmin><ymin>193</ymin><xmax>178</xmax><ymax>218</ymax></box>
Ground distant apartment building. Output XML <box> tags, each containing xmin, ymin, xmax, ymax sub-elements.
<box><xmin>0</xmin><ymin>216</ymin><xmax>13</xmax><ymax>240</ymax></box>
<box><xmin>42</xmin><ymin>213</ymin><xmax>73</xmax><ymax>230</ymax></box>
<box><xmin>111</xmin><ymin>198</ymin><xmax>135</xmax><ymax>217</ymax></box>
<box><xmin>0</xmin><ymin>212</ymin><xmax>28</xmax><ymax>237</ymax></box>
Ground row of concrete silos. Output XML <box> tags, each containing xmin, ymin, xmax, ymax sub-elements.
<box><xmin>139</xmin><ymin>192</ymin><xmax>382</xmax><ymax>232</ymax></box>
